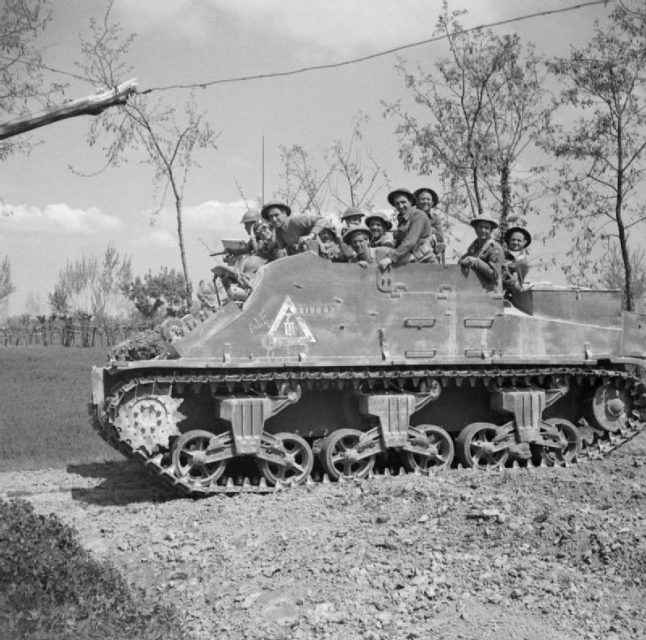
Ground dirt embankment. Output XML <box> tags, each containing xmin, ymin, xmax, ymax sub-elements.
<box><xmin>2</xmin><ymin>435</ymin><xmax>645</xmax><ymax>640</ymax></box>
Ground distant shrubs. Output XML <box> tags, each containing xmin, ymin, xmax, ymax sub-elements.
<box><xmin>0</xmin><ymin>499</ymin><xmax>189</xmax><ymax>640</ymax></box>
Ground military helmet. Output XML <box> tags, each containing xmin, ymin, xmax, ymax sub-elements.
<box><xmin>470</xmin><ymin>217</ymin><xmax>499</xmax><ymax>230</ymax></box>
<box><xmin>340</xmin><ymin>207</ymin><xmax>365</xmax><ymax>222</ymax></box>
<box><xmin>387</xmin><ymin>188</ymin><xmax>416</xmax><ymax>206</ymax></box>
<box><xmin>342</xmin><ymin>223</ymin><xmax>371</xmax><ymax>245</ymax></box>
<box><xmin>240</xmin><ymin>209</ymin><xmax>261</xmax><ymax>225</ymax></box>
<box><xmin>364</xmin><ymin>211</ymin><xmax>393</xmax><ymax>231</ymax></box>
<box><xmin>261</xmin><ymin>203</ymin><xmax>292</xmax><ymax>220</ymax></box>
<box><xmin>504</xmin><ymin>226</ymin><xmax>532</xmax><ymax>248</ymax></box>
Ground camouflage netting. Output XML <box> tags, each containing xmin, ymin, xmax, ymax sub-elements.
<box><xmin>108</xmin><ymin>329</ymin><xmax>171</xmax><ymax>362</ymax></box>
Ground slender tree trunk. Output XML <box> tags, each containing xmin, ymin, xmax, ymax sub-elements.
<box><xmin>616</xmin><ymin>119</ymin><xmax>634</xmax><ymax>311</ymax></box>
<box><xmin>499</xmin><ymin>161</ymin><xmax>511</xmax><ymax>234</ymax></box>
<box><xmin>170</xmin><ymin>178</ymin><xmax>192</xmax><ymax>310</ymax></box>
<box><xmin>470</xmin><ymin>155</ymin><xmax>484</xmax><ymax>217</ymax></box>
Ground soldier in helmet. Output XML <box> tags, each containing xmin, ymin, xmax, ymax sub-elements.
<box><xmin>378</xmin><ymin>188</ymin><xmax>436</xmax><ymax>271</ymax></box>
<box><xmin>261</xmin><ymin>203</ymin><xmax>327</xmax><ymax>254</ymax></box>
<box><xmin>338</xmin><ymin>207</ymin><xmax>365</xmax><ymax>260</ymax></box>
<box><xmin>340</xmin><ymin>207</ymin><xmax>365</xmax><ymax>229</ymax></box>
<box><xmin>459</xmin><ymin>217</ymin><xmax>504</xmax><ymax>287</ymax></box>
<box><xmin>365</xmin><ymin>211</ymin><xmax>395</xmax><ymax>248</ymax></box>
<box><xmin>317</xmin><ymin>220</ymin><xmax>345</xmax><ymax>262</ymax></box>
<box><xmin>240</xmin><ymin>209</ymin><xmax>261</xmax><ymax>253</ymax></box>
<box><xmin>501</xmin><ymin>226</ymin><xmax>531</xmax><ymax>296</ymax></box>
<box><xmin>414</xmin><ymin>187</ymin><xmax>445</xmax><ymax>261</ymax></box>
<box><xmin>252</xmin><ymin>220</ymin><xmax>283</xmax><ymax>261</ymax></box>
<box><xmin>343</xmin><ymin>225</ymin><xmax>390</xmax><ymax>268</ymax></box>
<box><xmin>241</xmin><ymin>208</ymin><xmax>261</xmax><ymax>235</ymax></box>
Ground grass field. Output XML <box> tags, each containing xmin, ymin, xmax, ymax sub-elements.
<box><xmin>0</xmin><ymin>346</ymin><xmax>124</xmax><ymax>471</ymax></box>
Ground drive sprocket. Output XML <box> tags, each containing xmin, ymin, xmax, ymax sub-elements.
<box><xmin>113</xmin><ymin>385</ymin><xmax>184</xmax><ymax>454</ymax></box>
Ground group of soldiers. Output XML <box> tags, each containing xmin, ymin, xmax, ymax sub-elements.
<box><xmin>233</xmin><ymin>187</ymin><xmax>531</xmax><ymax>297</ymax></box>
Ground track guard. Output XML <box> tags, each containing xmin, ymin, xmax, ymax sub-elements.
<box><xmin>357</xmin><ymin>384</ymin><xmax>442</xmax><ymax>450</ymax></box>
<box><xmin>490</xmin><ymin>385</ymin><xmax>568</xmax><ymax>443</ymax></box>
<box><xmin>216</xmin><ymin>385</ymin><xmax>302</xmax><ymax>455</ymax></box>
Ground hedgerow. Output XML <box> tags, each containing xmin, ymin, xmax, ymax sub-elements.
<box><xmin>0</xmin><ymin>499</ymin><xmax>190</xmax><ymax>640</ymax></box>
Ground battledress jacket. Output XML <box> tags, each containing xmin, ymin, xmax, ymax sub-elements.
<box><xmin>274</xmin><ymin>213</ymin><xmax>327</xmax><ymax>253</ymax></box>
<box><xmin>371</xmin><ymin>232</ymin><xmax>395</xmax><ymax>249</ymax></box>
<box><xmin>502</xmin><ymin>249</ymin><xmax>530</xmax><ymax>294</ymax></box>
<box><xmin>427</xmin><ymin>210</ymin><xmax>445</xmax><ymax>244</ymax></box>
<box><xmin>460</xmin><ymin>238</ymin><xmax>504</xmax><ymax>284</ymax></box>
<box><xmin>390</xmin><ymin>208</ymin><xmax>434</xmax><ymax>265</ymax></box>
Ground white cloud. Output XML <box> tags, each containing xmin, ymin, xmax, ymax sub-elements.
<box><xmin>183</xmin><ymin>199</ymin><xmax>248</xmax><ymax>231</ymax></box>
<box><xmin>115</xmin><ymin>0</ymin><xmax>562</xmax><ymax>57</ymax></box>
<box><xmin>2</xmin><ymin>203</ymin><xmax>123</xmax><ymax>234</ymax></box>
<box><xmin>114</xmin><ymin>0</ymin><xmax>601</xmax><ymax>60</ymax></box>
<box><xmin>130</xmin><ymin>228</ymin><xmax>177</xmax><ymax>249</ymax></box>
<box><xmin>114</xmin><ymin>0</ymin><xmax>452</xmax><ymax>53</ymax></box>
<box><xmin>221</xmin><ymin>0</ymin><xmax>440</xmax><ymax>54</ymax></box>
<box><xmin>113</xmin><ymin>0</ymin><xmax>219</xmax><ymax>40</ymax></box>
<box><xmin>125</xmin><ymin>199</ymin><xmax>251</xmax><ymax>249</ymax></box>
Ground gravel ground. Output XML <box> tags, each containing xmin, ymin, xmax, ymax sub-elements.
<box><xmin>2</xmin><ymin>434</ymin><xmax>645</xmax><ymax>640</ymax></box>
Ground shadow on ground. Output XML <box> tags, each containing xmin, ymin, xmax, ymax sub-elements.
<box><xmin>68</xmin><ymin>460</ymin><xmax>181</xmax><ymax>505</ymax></box>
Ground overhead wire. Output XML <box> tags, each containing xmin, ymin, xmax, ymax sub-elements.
<box><xmin>0</xmin><ymin>0</ymin><xmax>611</xmax><ymax>95</ymax></box>
<box><xmin>142</xmin><ymin>0</ymin><xmax>610</xmax><ymax>93</ymax></box>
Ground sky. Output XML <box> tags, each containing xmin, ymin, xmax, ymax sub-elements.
<box><xmin>0</xmin><ymin>0</ymin><xmax>614</xmax><ymax>315</ymax></box>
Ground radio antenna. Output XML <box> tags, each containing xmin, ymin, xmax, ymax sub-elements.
<box><xmin>261</xmin><ymin>135</ymin><xmax>265</xmax><ymax>206</ymax></box>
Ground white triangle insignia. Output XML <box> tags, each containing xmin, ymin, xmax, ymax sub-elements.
<box><xmin>264</xmin><ymin>296</ymin><xmax>316</xmax><ymax>347</ymax></box>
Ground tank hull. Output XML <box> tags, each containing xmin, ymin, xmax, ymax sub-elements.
<box><xmin>90</xmin><ymin>253</ymin><xmax>646</xmax><ymax>494</ymax></box>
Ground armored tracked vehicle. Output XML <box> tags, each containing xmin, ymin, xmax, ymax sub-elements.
<box><xmin>90</xmin><ymin>252</ymin><xmax>646</xmax><ymax>495</ymax></box>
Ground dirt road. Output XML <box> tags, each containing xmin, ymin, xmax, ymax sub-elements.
<box><xmin>2</xmin><ymin>435</ymin><xmax>645</xmax><ymax>640</ymax></box>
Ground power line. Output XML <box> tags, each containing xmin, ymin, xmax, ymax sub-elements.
<box><xmin>141</xmin><ymin>0</ymin><xmax>610</xmax><ymax>93</ymax></box>
<box><xmin>0</xmin><ymin>0</ymin><xmax>610</xmax><ymax>95</ymax></box>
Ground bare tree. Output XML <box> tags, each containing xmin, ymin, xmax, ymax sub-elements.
<box><xmin>384</xmin><ymin>1</ymin><xmax>552</xmax><ymax>232</ymax></box>
<box><xmin>54</xmin><ymin>255</ymin><xmax>98</xmax><ymax>315</ymax></box>
<box><xmin>274</xmin><ymin>144</ymin><xmax>332</xmax><ymax>215</ymax></box>
<box><xmin>92</xmin><ymin>243</ymin><xmax>132</xmax><ymax>320</ymax></box>
<box><xmin>274</xmin><ymin>115</ymin><xmax>389</xmax><ymax>216</ymax></box>
<box><xmin>599</xmin><ymin>242</ymin><xmax>646</xmax><ymax>309</ymax></box>
<box><xmin>76</xmin><ymin>3</ymin><xmax>218</xmax><ymax>307</ymax></box>
<box><xmin>325</xmin><ymin>113</ymin><xmax>387</xmax><ymax>211</ymax></box>
<box><xmin>546</xmin><ymin>3</ymin><xmax>646</xmax><ymax>310</ymax></box>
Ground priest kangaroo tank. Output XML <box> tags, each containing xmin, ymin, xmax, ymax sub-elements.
<box><xmin>90</xmin><ymin>252</ymin><xmax>646</xmax><ymax>495</ymax></box>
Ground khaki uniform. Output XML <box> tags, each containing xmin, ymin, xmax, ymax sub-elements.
<box><xmin>391</xmin><ymin>208</ymin><xmax>437</xmax><ymax>265</ymax></box>
<box><xmin>427</xmin><ymin>210</ymin><xmax>444</xmax><ymax>244</ymax></box>
<box><xmin>274</xmin><ymin>213</ymin><xmax>327</xmax><ymax>253</ymax></box>
<box><xmin>460</xmin><ymin>238</ymin><xmax>504</xmax><ymax>285</ymax></box>
<box><xmin>502</xmin><ymin>250</ymin><xmax>530</xmax><ymax>295</ymax></box>
<box><xmin>371</xmin><ymin>232</ymin><xmax>395</xmax><ymax>249</ymax></box>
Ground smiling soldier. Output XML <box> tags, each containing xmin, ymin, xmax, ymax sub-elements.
<box><xmin>378</xmin><ymin>188</ymin><xmax>435</xmax><ymax>271</ymax></box>
<box><xmin>458</xmin><ymin>217</ymin><xmax>504</xmax><ymax>287</ymax></box>
<box><xmin>261</xmin><ymin>203</ymin><xmax>327</xmax><ymax>255</ymax></box>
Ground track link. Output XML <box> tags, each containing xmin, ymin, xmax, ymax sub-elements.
<box><xmin>91</xmin><ymin>365</ymin><xmax>646</xmax><ymax>496</ymax></box>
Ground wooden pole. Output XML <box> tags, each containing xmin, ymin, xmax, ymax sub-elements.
<box><xmin>0</xmin><ymin>79</ymin><xmax>138</xmax><ymax>140</ymax></box>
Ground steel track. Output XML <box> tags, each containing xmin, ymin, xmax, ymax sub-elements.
<box><xmin>90</xmin><ymin>364</ymin><xmax>646</xmax><ymax>496</ymax></box>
